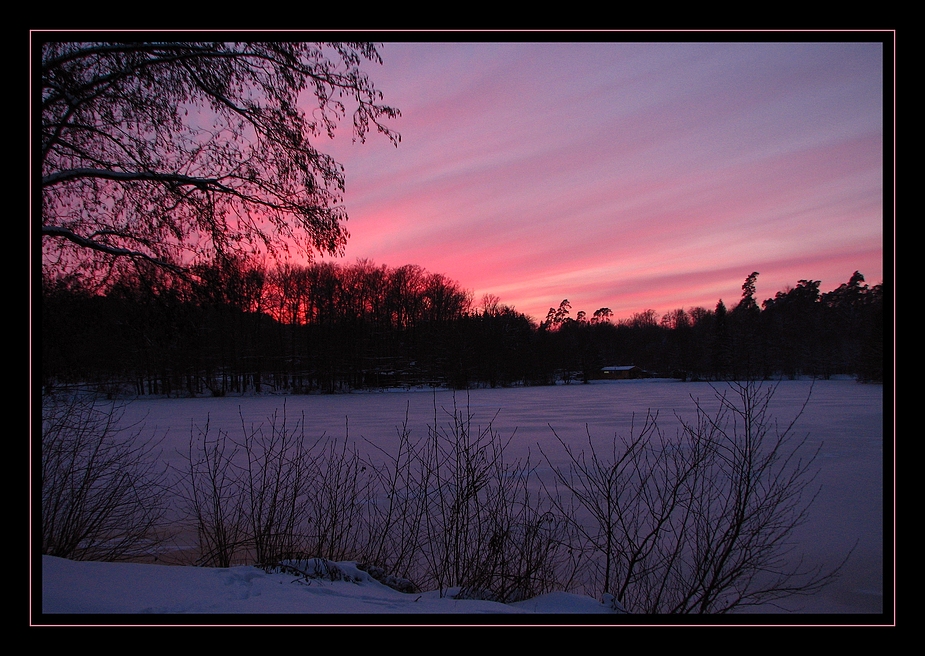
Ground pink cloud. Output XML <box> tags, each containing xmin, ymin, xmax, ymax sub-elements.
<box><xmin>309</xmin><ymin>41</ymin><xmax>886</xmax><ymax>323</ymax></box>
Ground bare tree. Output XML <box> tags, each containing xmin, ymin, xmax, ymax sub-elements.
<box><xmin>542</xmin><ymin>381</ymin><xmax>850</xmax><ymax>613</ymax></box>
<box><xmin>39</xmin><ymin>40</ymin><xmax>400</xmax><ymax>280</ymax></box>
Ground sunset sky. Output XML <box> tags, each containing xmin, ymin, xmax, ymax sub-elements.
<box><xmin>321</xmin><ymin>38</ymin><xmax>887</xmax><ymax>323</ymax></box>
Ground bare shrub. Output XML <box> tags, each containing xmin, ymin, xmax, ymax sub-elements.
<box><xmin>356</xmin><ymin>396</ymin><xmax>567</xmax><ymax>602</ymax></box>
<box><xmin>302</xmin><ymin>424</ymin><xmax>376</xmax><ymax>563</ymax></box>
<box><xmin>41</xmin><ymin>393</ymin><xmax>171</xmax><ymax>561</ymax></box>
<box><xmin>361</xmin><ymin>406</ymin><xmax>431</xmax><ymax>583</ymax></box>
<box><xmin>269</xmin><ymin>558</ymin><xmax>362</xmax><ymax>583</ymax></box>
<box><xmin>180</xmin><ymin>404</ymin><xmax>376</xmax><ymax>568</ymax></box>
<box><xmin>178</xmin><ymin>416</ymin><xmax>248</xmax><ymax>567</ymax></box>
<box><xmin>542</xmin><ymin>380</ymin><xmax>849</xmax><ymax>613</ymax></box>
<box><xmin>418</xmin><ymin>397</ymin><xmax>502</xmax><ymax>592</ymax></box>
<box><xmin>239</xmin><ymin>406</ymin><xmax>316</xmax><ymax>565</ymax></box>
<box><xmin>402</xmin><ymin>395</ymin><xmax>565</xmax><ymax>601</ymax></box>
<box><xmin>454</xmin><ymin>453</ymin><xmax>567</xmax><ymax>603</ymax></box>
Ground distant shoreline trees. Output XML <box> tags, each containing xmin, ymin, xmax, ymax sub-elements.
<box><xmin>41</xmin><ymin>264</ymin><xmax>885</xmax><ymax>396</ymax></box>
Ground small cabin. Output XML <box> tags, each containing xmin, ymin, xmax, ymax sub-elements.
<box><xmin>600</xmin><ymin>365</ymin><xmax>646</xmax><ymax>380</ymax></box>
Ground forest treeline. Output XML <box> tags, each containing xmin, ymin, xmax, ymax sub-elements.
<box><xmin>40</xmin><ymin>260</ymin><xmax>884</xmax><ymax>396</ymax></box>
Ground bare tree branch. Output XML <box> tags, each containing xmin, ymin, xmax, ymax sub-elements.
<box><xmin>39</xmin><ymin>40</ymin><xmax>400</xmax><ymax>282</ymax></box>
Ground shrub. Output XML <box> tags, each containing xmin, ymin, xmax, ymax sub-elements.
<box><xmin>542</xmin><ymin>380</ymin><xmax>850</xmax><ymax>613</ymax></box>
<box><xmin>179</xmin><ymin>415</ymin><xmax>248</xmax><ymax>567</ymax></box>
<box><xmin>41</xmin><ymin>393</ymin><xmax>171</xmax><ymax>561</ymax></box>
<box><xmin>180</xmin><ymin>404</ymin><xmax>375</xmax><ymax>568</ymax></box>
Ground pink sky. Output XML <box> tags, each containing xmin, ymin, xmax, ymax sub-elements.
<box><xmin>319</xmin><ymin>40</ymin><xmax>886</xmax><ymax>323</ymax></box>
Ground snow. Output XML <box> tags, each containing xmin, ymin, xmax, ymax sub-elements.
<box><xmin>34</xmin><ymin>379</ymin><xmax>891</xmax><ymax>625</ymax></box>
<box><xmin>39</xmin><ymin>556</ymin><xmax>617</xmax><ymax>617</ymax></box>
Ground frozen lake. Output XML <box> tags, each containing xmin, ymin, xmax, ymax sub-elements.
<box><xmin>116</xmin><ymin>377</ymin><xmax>886</xmax><ymax>615</ymax></box>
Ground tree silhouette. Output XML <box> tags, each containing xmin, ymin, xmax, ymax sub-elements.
<box><xmin>40</xmin><ymin>41</ymin><xmax>400</xmax><ymax>281</ymax></box>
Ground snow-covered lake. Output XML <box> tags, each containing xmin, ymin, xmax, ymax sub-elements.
<box><xmin>112</xmin><ymin>377</ymin><xmax>886</xmax><ymax>615</ymax></box>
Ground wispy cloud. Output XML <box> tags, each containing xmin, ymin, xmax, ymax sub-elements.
<box><xmin>323</xmin><ymin>39</ymin><xmax>886</xmax><ymax>321</ymax></box>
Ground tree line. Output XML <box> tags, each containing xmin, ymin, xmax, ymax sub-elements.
<box><xmin>40</xmin><ymin>261</ymin><xmax>883</xmax><ymax>396</ymax></box>
<box><xmin>537</xmin><ymin>270</ymin><xmax>883</xmax><ymax>385</ymax></box>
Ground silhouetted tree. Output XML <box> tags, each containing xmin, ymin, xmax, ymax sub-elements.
<box><xmin>686</xmin><ymin>306</ymin><xmax>715</xmax><ymax>380</ymax></box>
<box><xmin>41</xmin><ymin>41</ymin><xmax>400</xmax><ymax>282</ymax></box>
<box><xmin>735</xmin><ymin>271</ymin><xmax>761</xmax><ymax>315</ymax></box>
<box><xmin>729</xmin><ymin>272</ymin><xmax>762</xmax><ymax>378</ymax></box>
<box><xmin>660</xmin><ymin>308</ymin><xmax>695</xmax><ymax>377</ymax></box>
<box><xmin>855</xmin><ymin>281</ymin><xmax>884</xmax><ymax>382</ymax></box>
<box><xmin>821</xmin><ymin>272</ymin><xmax>884</xmax><ymax>381</ymax></box>
<box><xmin>762</xmin><ymin>280</ymin><xmax>824</xmax><ymax>379</ymax></box>
<box><xmin>591</xmin><ymin>308</ymin><xmax>613</xmax><ymax>325</ymax></box>
<box><xmin>711</xmin><ymin>299</ymin><xmax>732</xmax><ymax>379</ymax></box>
<box><xmin>541</xmin><ymin>299</ymin><xmax>573</xmax><ymax>332</ymax></box>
